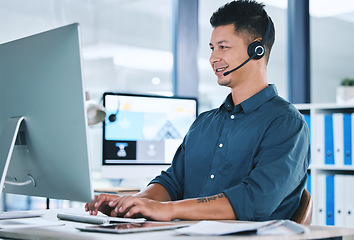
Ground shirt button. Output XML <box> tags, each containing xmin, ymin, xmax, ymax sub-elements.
<box><xmin>219</xmin><ymin>143</ymin><xmax>223</xmax><ymax>148</ymax></box>
<box><xmin>210</xmin><ymin>174</ymin><xmax>215</xmax><ymax>179</ymax></box>
<box><xmin>230</xmin><ymin>115</ymin><xmax>235</xmax><ymax>119</ymax></box>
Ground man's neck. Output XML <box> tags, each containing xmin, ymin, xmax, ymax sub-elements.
<box><xmin>227</xmin><ymin>60</ymin><xmax>268</xmax><ymax>106</ymax></box>
<box><xmin>230</xmin><ymin>78</ymin><xmax>268</xmax><ymax>106</ymax></box>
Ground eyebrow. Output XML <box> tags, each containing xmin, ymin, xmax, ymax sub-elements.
<box><xmin>209</xmin><ymin>40</ymin><xmax>228</xmax><ymax>47</ymax></box>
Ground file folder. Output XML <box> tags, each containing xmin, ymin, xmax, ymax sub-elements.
<box><xmin>343</xmin><ymin>114</ymin><xmax>352</xmax><ymax>166</ymax></box>
<box><xmin>315</xmin><ymin>114</ymin><xmax>325</xmax><ymax>166</ymax></box>
<box><xmin>324</xmin><ymin>114</ymin><xmax>334</xmax><ymax>165</ymax></box>
<box><xmin>334</xmin><ymin>174</ymin><xmax>345</xmax><ymax>227</ymax></box>
<box><xmin>333</xmin><ymin>113</ymin><xmax>344</xmax><ymax>167</ymax></box>
<box><xmin>344</xmin><ymin>175</ymin><xmax>354</xmax><ymax>227</ymax></box>
<box><xmin>317</xmin><ymin>174</ymin><xmax>326</xmax><ymax>225</ymax></box>
<box><xmin>325</xmin><ymin>175</ymin><xmax>335</xmax><ymax>225</ymax></box>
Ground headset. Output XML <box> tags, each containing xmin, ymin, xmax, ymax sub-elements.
<box><xmin>223</xmin><ymin>16</ymin><xmax>272</xmax><ymax>76</ymax></box>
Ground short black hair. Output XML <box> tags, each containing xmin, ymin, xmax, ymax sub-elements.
<box><xmin>210</xmin><ymin>0</ymin><xmax>275</xmax><ymax>60</ymax></box>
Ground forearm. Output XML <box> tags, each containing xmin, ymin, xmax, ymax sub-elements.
<box><xmin>134</xmin><ymin>183</ymin><xmax>171</xmax><ymax>202</ymax></box>
<box><xmin>171</xmin><ymin>193</ymin><xmax>236</xmax><ymax>220</ymax></box>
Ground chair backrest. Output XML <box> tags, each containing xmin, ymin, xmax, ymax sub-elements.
<box><xmin>290</xmin><ymin>188</ymin><xmax>313</xmax><ymax>225</ymax></box>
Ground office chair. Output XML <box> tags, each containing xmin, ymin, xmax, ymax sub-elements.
<box><xmin>290</xmin><ymin>188</ymin><xmax>313</xmax><ymax>225</ymax></box>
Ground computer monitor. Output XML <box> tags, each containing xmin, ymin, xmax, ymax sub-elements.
<box><xmin>0</xmin><ymin>23</ymin><xmax>93</xmax><ymax>203</ymax></box>
<box><xmin>102</xmin><ymin>92</ymin><xmax>197</xmax><ymax>180</ymax></box>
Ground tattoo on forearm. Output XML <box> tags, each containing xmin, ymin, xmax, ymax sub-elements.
<box><xmin>196</xmin><ymin>193</ymin><xmax>227</xmax><ymax>204</ymax></box>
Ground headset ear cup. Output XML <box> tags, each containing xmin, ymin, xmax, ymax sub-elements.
<box><xmin>248</xmin><ymin>41</ymin><xmax>265</xmax><ymax>60</ymax></box>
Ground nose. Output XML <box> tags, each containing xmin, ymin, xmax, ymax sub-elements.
<box><xmin>209</xmin><ymin>50</ymin><xmax>220</xmax><ymax>66</ymax></box>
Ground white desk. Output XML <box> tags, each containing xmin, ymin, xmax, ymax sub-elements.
<box><xmin>0</xmin><ymin>207</ymin><xmax>354</xmax><ymax>240</ymax></box>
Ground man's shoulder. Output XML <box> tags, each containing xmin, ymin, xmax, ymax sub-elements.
<box><xmin>267</xmin><ymin>95</ymin><xmax>303</xmax><ymax>118</ymax></box>
<box><xmin>188</xmin><ymin>107</ymin><xmax>220</xmax><ymax>128</ymax></box>
<box><xmin>196</xmin><ymin>108</ymin><xmax>220</xmax><ymax>121</ymax></box>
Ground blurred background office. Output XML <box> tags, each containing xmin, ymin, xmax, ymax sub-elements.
<box><xmin>1</xmin><ymin>0</ymin><xmax>354</xmax><ymax>212</ymax></box>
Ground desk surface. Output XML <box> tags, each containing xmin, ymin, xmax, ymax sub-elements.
<box><xmin>0</xmin><ymin>207</ymin><xmax>354</xmax><ymax>240</ymax></box>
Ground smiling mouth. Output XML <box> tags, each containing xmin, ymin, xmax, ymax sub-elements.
<box><xmin>215</xmin><ymin>67</ymin><xmax>228</xmax><ymax>72</ymax></box>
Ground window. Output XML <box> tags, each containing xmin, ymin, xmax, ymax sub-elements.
<box><xmin>310</xmin><ymin>0</ymin><xmax>354</xmax><ymax>103</ymax></box>
<box><xmin>0</xmin><ymin>0</ymin><xmax>174</xmax><ymax>100</ymax></box>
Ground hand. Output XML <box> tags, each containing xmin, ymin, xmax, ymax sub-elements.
<box><xmin>85</xmin><ymin>193</ymin><xmax>123</xmax><ymax>217</ymax></box>
<box><xmin>110</xmin><ymin>195</ymin><xmax>174</xmax><ymax>221</ymax></box>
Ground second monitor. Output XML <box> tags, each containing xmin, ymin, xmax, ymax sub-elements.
<box><xmin>102</xmin><ymin>92</ymin><xmax>197</xmax><ymax>180</ymax></box>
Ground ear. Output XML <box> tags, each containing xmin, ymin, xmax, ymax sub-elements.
<box><xmin>251</xmin><ymin>37</ymin><xmax>263</xmax><ymax>44</ymax></box>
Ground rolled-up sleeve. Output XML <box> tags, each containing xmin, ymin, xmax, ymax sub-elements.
<box><xmin>224</xmin><ymin>116</ymin><xmax>310</xmax><ymax>221</ymax></box>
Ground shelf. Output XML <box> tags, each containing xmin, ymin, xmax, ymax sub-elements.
<box><xmin>295</xmin><ymin>103</ymin><xmax>354</xmax><ymax>227</ymax></box>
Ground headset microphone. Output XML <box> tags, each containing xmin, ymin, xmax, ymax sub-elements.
<box><xmin>223</xmin><ymin>16</ymin><xmax>271</xmax><ymax>77</ymax></box>
<box><xmin>223</xmin><ymin>52</ymin><xmax>257</xmax><ymax>76</ymax></box>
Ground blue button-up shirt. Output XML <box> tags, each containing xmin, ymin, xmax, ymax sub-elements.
<box><xmin>150</xmin><ymin>85</ymin><xmax>310</xmax><ymax>221</ymax></box>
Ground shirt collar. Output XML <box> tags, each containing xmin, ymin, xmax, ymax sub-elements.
<box><xmin>221</xmin><ymin>84</ymin><xmax>278</xmax><ymax>113</ymax></box>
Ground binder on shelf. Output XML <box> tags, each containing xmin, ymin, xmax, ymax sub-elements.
<box><xmin>324</xmin><ymin>114</ymin><xmax>335</xmax><ymax>165</ymax></box>
<box><xmin>333</xmin><ymin>113</ymin><xmax>344</xmax><ymax>167</ymax></box>
<box><xmin>316</xmin><ymin>174</ymin><xmax>326</xmax><ymax>225</ymax></box>
<box><xmin>295</xmin><ymin>105</ymin><xmax>354</xmax><ymax>227</ymax></box>
<box><xmin>315</xmin><ymin>114</ymin><xmax>325</xmax><ymax>166</ymax></box>
<box><xmin>325</xmin><ymin>175</ymin><xmax>335</xmax><ymax>225</ymax></box>
<box><xmin>334</xmin><ymin>174</ymin><xmax>345</xmax><ymax>227</ymax></box>
<box><xmin>343</xmin><ymin>113</ymin><xmax>352</xmax><ymax>166</ymax></box>
<box><xmin>344</xmin><ymin>175</ymin><xmax>354</xmax><ymax>227</ymax></box>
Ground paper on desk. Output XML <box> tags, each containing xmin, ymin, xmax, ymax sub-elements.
<box><xmin>0</xmin><ymin>218</ymin><xmax>64</xmax><ymax>229</ymax></box>
<box><xmin>175</xmin><ymin>220</ymin><xmax>309</xmax><ymax>236</ymax></box>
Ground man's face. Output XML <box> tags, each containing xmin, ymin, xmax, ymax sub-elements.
<box><xmin>209</xmin><ymin>24</ymin><xmax>249</xmax><ymax>88</ymax></box>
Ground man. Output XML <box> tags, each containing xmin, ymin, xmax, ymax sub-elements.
<box><xmin>85</xmin><ymin>0</ymin><xmax>310</xmax><ymax>221</ymax></box>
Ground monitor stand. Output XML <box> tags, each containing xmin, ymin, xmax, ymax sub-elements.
<box><xmin>0</xmin><ymin>116</ymin><xmax>40</xmax><ymax>219</ymax></box>
<box><xmin>0</xmin><ymin>117</ymin><xmax>35</xmax><ymax>198</ymax></box>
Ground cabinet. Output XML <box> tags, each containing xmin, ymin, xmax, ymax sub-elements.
<box><xmin>295</xmin><ymin>103</ymin><xmax>354</xmax><ymax>227</ymax></box>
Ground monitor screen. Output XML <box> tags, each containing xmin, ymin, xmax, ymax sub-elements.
<box><xmin>0</xmin><ymin>23</ymin><xmax>93</xmax><ymax>203</ymax></box>
<box><xmin>102</xmin><ymin>92</ymin><xmax>197</xmax><ymax>179</ymax></box>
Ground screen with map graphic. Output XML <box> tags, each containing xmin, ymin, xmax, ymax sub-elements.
<box><xmin>102</xmin><ymin>92</ymin><xmax>197</xmax><ymax>173</ymax></box>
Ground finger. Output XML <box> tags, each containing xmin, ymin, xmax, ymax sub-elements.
<box><xmin>108</xmin><ymin>196</ymin><xmax>122</xmax><ymax>207</ymax></box>
<box><xmin>85</xmin><ymin>195</ymin><xmax>97</xmax><ymax>211</ymax></box>
<box><xmin>84</xmin><ymin>203</ymin><xmax>89</xmax><ymax>212</ymax></box>
<box><xmin>88</xmin><ymin>194</ymin><xmax>117</xmax><ymax>216</ymax></box>
<box><xmin>112</xmin><ymin>195</ymin><xmax>133</xmax><ymax>213</ymax></box>
<box><xmin>118</xmin><ymin>196</ymin><xmax>143</xmax><ymax>215</ymax></box>
<box><xmin>93</xmin><ymin>194</ymin><xmax>116</xmax><ymax>209</ymax></box>
<box><xmin>92</xmin><ymin>194</ymin><xmax>107</xmax><ymax>209</ymax></box>
<box><xmin>86</xmin><ymin>204</ymin><xmax>98</xmax><ymax>215</ymax></box>
<box><xmin>100</xmin><ymin>196</ymin><xmax>124</xmax><ymax>217</ymax></box>
<box><xmin>125</xmin><ymin>205</ymin><xmax>147</xmax><ymax>218</ymax></box>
